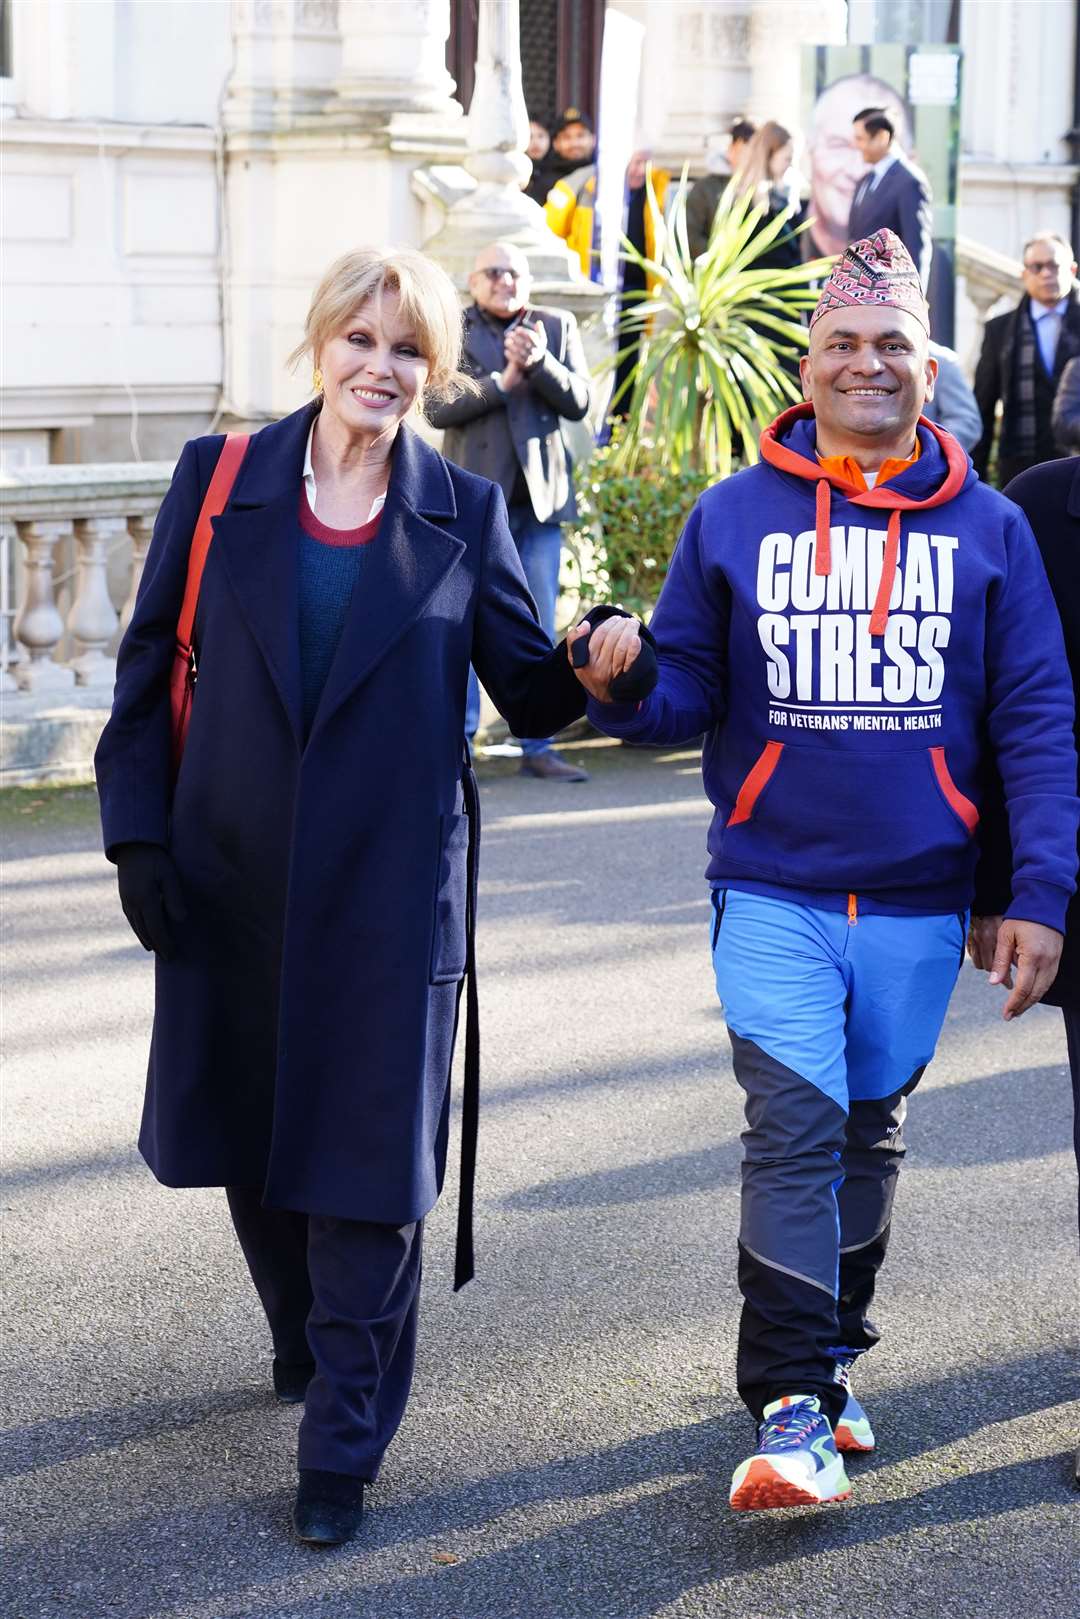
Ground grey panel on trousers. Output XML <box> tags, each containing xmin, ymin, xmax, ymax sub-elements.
<box><xmin>729</xmin><ymin>1029</ymin><xmax>848</xmax><ymax>1298</ymax></box>
<box><xmin>837</xmin><ymin>1083</ymin><xmax>912</xmax><ymax>1253</ymax></box>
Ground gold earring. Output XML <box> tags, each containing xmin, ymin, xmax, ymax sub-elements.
<box><xmin>312</xmin><ymin>367</ymin><xmax>323</xmax><ymax>393</ymax></box>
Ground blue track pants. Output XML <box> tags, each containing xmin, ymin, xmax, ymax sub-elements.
<box><xmin>711</xmin><ymin>888</ymin><xmax>965</xmax><ymax>1426</ymax></box>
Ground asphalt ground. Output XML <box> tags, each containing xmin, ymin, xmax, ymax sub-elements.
<box><xmin>2</xmin><ymin>741</ymin><xmax>1078</xmax><ymax>1619</ymax></box>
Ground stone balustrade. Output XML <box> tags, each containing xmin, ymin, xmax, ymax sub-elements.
<box><xmin>0</xmin><ymin>462</ymin><xmax>174</xmax><ymax>694</ymax></box>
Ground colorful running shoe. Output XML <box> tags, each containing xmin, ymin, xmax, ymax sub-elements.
<box><xmin>833</xmin><ymin>1355</ymin><xmax>876</xmax><ymax>1453</ymax></box>
<box><xmin>729</xmin><ymin>1395</ymin><xmax>851</xmax><ymax>1510</ymax></box>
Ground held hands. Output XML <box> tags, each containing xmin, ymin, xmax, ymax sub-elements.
<box><xmin>566</xmin><ymin>614</ymin><xmax>654</xmax><ymax>704</ymax></box>
<box><xmin>967</xmin><ymin>914</ymin><xmax>1063</xmax><ymax>1020</ymax></box>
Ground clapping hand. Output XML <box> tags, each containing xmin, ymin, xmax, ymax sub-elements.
<box><xmin>504</xmin><ymin>319</ymin><xmax>547</xmax><ymax>374</ymax></box>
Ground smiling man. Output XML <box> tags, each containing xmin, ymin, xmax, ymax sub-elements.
<box><xmin>583</xmin><ymin>230</ymin><xmax>1079</xmax><ymax>1510</ymax></box>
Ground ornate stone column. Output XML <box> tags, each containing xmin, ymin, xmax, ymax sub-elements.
<box><xmin>224</xmin><ymin>0</ymin><xmax>342</xmax><ymax>133</ymax></box>
<box><xmin>422</xmin><ymin>0</ymin><xmax>591</xmax><ymax>295</ymax></box>
<box><xmin>67</xmin><ymin>516</ymin><xmax>122</xmax><ymax>685</ymax></box>
<box><xmin>13</xmin><ymin>519</ymin><xmax>75</xmax><ymax>693</ymax></box>
<box><xmin>121</xmin><ymin>515</ymin><xmax>154</xmax><ymax>634</ymax></box>
<box><xmin>329</xmin><ymin>0</ymin><xmax>460</xmax><ymax>120</ymax></box>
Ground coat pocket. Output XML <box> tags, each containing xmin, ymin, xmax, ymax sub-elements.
<box><xmin>430</xmin><ymin>813</ymin><xmax>470</xmax><ymax>984</ymax></box>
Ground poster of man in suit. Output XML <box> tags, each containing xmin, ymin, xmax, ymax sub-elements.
<box><xmin>802</xmin><ymin>44</ymin><xmax>962</xmax><ymax>345</ymax></box>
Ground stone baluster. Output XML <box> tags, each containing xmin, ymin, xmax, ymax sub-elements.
<box><xmin>0</xmin><ymin>521</ymin><xmax>17</xmax><ymax>690</ymax></box>
<box><xmin>12</xmin><ymin>519</ymin><xmax>77</xmax><ymax>692</ymax></box>
<box><xmin>120</xmin><ymin>514</ymin><xmax>154</xmax><ymax>634</ymax></box>
<box><xmin>68</xmin><ymin>516</ymin><xmax>122</xmax><ymax>685</ymax></box>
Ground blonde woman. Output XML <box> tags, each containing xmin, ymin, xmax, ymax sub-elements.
<box><xmin>95</xmin><ymin>248</ymin><xmax>651</xmax><ymax>1545</ymax></box>
<box><xmin>732</xmin><ymin>120</ymin><xmax>805</xmax><ymax>271</ymax></box>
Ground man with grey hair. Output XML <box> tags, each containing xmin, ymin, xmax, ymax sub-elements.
<box><xmin>428</xmin><ymin>241</ymin><xmax>593</xmax><ymax>780</ymax></box>
<box><xmin>973</xmin><ymin>230</ymin><xmax>1080</xmax><ymax>486</ymax></box>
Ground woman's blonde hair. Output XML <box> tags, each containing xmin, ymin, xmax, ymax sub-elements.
<box><xmin>288</xmin><ymin>246</ymin><xmax>476</xmax><ymax>405</ymax></box>
<box><xmin>734</xmin><ymin>121</ymin><xmax>794</xmax><ymax>198</ymax></box>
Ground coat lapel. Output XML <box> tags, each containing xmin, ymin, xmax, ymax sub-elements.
<box><xmin>306</xmin><ymin>425</ymin><xmax>465</xmax><ymax>744</ymax></box>
<box><xmin>1053</xmin><ymin>293</ymin><xmax>1080</xmax><ymax>383</ymax></box>
<box><xmin>1069</xmin><ymin>461</ymin><xmax>1080</xmax><ymax>520</ymax></box>
<box><xmin>209</xmin><ymin>404</ymin><xmax>316</xmax><ymax>748</ymax></box>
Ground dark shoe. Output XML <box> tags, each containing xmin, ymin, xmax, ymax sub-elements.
<box><xmin>273</xmin><ymin>1357</ymin><xmax>315</xmax><ymax>1404</ymax></box>
<box><xmin>519</xmin><ymin>750</ymin><xmax>589</xmax><ymax>782</ymax></box>
<box><xmin>292</xmin><ymin>1469</ymin><xmax>365</xmax><ymax>1546</ymax></box>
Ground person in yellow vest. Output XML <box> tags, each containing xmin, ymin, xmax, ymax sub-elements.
<box><xmin>546</xmin><ymin>143</ymin><xmax>670</xmax><ymax>287</ymax></box>
<box><xmin>545</xmin><ymin>163</ymin><xmax>598</xmax><ymax>280</ymax></box>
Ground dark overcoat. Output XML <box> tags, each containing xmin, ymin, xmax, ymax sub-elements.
<box><xmin>95</xmin><ymin>401</ymin><xmax>588</xmax><ymax>1225</ymax></box>
<box><xmin>972</xmin><ymin>290</ymin><xmax>1080</xmax><ymax>478</ymax></box>
<box><xmin>975</xmin><ymin>457</ymin><xmax>1080</xmax><ymax>1008</ymax></box>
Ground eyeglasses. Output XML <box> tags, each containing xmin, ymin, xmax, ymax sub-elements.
<box><xmin>1024</xmin><ymin>261</ymin><xmax>1064</xmax><ymax>276</ymax></box>
<box><xmin>477</xmin><ymin>266</ymin><xmax>523</xmax><ymax>282</ymax></box>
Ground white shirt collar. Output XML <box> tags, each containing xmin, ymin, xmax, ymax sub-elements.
<box><xmin>303</xmin><ymin>417</ymin><xmax>387</xmax><ymax>523</ymax></box>
<box><xmin>870</xmin><ymin>151</ymin><xmax>898</xmax><ymax>181</ymax></box>
<box><xmin>1030</xmin><ymin>295</ymin><xmax>1069</xmax><ymax>322</ymax></box>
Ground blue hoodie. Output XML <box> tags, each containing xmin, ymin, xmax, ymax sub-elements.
<box><xmin>588</xmin><ymin>405</ymin><xmax>1079</xmax><ymax>929</ymax></box>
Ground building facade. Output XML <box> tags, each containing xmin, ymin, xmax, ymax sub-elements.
<box><xmin>1</xmin><ymin>0</ymin><xmax>1077</xmax><ymax>469</ymax></box>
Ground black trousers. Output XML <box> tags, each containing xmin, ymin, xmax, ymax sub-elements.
<box><xmin>226</xmin><ymin>1187</ymin><xmax>422</xmax><ymax>1479</ymax></box>
<box><xmin>1060</xmin><ymin>1008</ymin><xmax>1080</xmax><ymax>1241</ymax></box>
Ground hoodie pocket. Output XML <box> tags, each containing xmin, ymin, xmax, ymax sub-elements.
<box><xmin>721</xmin><ymin>741</ymin><xmax>979</xmax><ymax>891</ymax></box>
<box><xmin>430</xmin><ymin>813</ymin><xmax>470</xmax><ymax>984</ymax></box>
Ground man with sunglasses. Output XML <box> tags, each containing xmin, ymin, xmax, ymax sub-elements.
<box><xmin>428</xmin><ymin>241</ymin><xmax>593</xmax><ymax>780</ymax></box>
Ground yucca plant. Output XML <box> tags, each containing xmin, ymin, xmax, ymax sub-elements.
<box><xmin>608</xmin><ymin>169</ymin><xmax>835</xmax><ymax>477</ymax></box>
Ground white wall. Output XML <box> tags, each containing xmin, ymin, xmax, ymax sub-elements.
<box><xmin>2</xmin><ymin>121</ymin><xmax>224</xmax><ymax>460</ymax></box>
<box><xmin>2</xmin><ymin>1</ymin><xmax>232</xmax><ymax>461</ymax></box>
<box><xmin>9</xmin><ymin>0</ymin><xmax>233</xmax><ymax>125</ymax></box>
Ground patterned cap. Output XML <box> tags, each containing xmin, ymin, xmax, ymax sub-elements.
<box><xmin>810</xmin><ymin>228</ymin><xmax>929</xmax><ymax>332</ymax></box>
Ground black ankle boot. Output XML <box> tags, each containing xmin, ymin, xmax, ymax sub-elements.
<box><xmin>273</xmin><ymin>1357</ymin><xmax>315</xmax><ymax>1404</ymax></box>
<box><xmin>292</xmin><ymin>1469</ymin><xmax>366</xmax><ymax>1546</ymax></box>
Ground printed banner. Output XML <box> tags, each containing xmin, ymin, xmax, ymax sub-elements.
<box><xmin>801</xmin><ymin>43</ymin><xmax>962</xmax><ymax>345</ymax></box>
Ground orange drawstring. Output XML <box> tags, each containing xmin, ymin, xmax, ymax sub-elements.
<box><xmin>815</xmin><ymin>480</ymin><xmax>832</xmax><ymax>576</ymax></box>
<box><xmin>869</xmin><ymin>508</ymin><xmax>901</xmax><ymax>636</ymax></box>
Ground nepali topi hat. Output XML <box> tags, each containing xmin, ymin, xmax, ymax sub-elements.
<box><xmin>810</xmin><ymin>228</ymin><xmax>929</xmax><ymax>332</ymax></box>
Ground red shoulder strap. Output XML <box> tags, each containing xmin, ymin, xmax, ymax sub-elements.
<box><xmin>175</xmin><ymin>432</ymin><xmax>250</xmax><ymax>652</ymax></box>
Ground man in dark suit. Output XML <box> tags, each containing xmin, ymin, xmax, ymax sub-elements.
<box><xmin>847</xmin><ymin>107</ymin><xmax>933</xmax><ymax>287</ymax></box>
<box><xmin>973</xmin><ymin>232</ymin><xmax>1080</xmax><ymax>486</ymax></box>
<box><xmin>427</xmin><ymin>241</ymin><xmax>593</xmax><ymax>780</ymax></box>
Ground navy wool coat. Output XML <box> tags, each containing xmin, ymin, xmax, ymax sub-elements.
<box><xmin>96</xmin><ymin>402</ymin><xmax>588</xmax><ymax>1225</ymax></box>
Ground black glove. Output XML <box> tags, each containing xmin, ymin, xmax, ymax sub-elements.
<box><xmin>574</xmin><ymin>606</ymin><xmax>659</xmax><ymax>704</ymax></box>
<box><xmin>114</xmin><ymin>843</ymin><xmax>187</xmax><ymax>960</ymax></box>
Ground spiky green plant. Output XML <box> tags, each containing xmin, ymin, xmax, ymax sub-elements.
<box><xmin>608</xmin><ymin>168</ymin><xmax>835</xmax><ymax>477</ymax></box>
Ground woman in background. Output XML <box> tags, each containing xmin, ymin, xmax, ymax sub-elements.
<box><xmin>733</xmin><ymin>119</ymin><xmax>806</xmax><ymax>271</ymax></box>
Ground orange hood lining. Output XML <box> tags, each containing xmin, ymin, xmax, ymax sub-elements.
<box><xmin>758</xmin><ymin>403</ymin><xmax>969</xmax><ymax>636</ymax></box>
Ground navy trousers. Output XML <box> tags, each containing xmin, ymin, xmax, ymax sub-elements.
<box><xmin>226</xmin><ymin>1187</ymin><xmax>422</xmax><ymax>1479</ymax></box>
